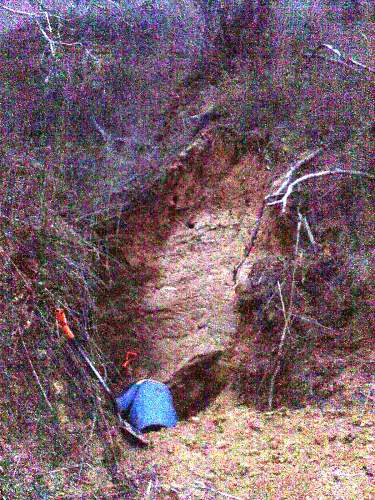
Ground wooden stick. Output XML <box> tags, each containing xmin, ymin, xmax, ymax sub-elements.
<box><xmin>268</xmin><ymin>169</ymin><xmax>375</xmax><ymax>213</ymax></box>
<box><xmin>0</xmin><ymin>5</ymin><xmax>42</xmax><ymax>17</ymax></box>
<box><xmin>266</xmin><ymin>148</ymin><xmax>323</xmax><ymax>201</ymax></box>
<box><xmin>268</xmin><ymin>217</ymin><xmax>301</xmax><ymax>410</ymax></box>
<box><xmin>233</xmin><ymin>199</ymin><xmax>266</xmax><ymax>283</ymax></box>
<box><xmin>307</xmin><ymin>43</ymin><xmax>375</xmax><ymax>75</ymax></box>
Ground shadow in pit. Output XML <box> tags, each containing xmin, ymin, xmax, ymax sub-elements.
<box><xmin>165</xmin><ymin>350</ymin><xmax>229</xmax><ymax>419</ymax></box>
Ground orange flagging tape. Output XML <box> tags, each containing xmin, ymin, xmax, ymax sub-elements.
<box><xmin>55</xmin><ymin>308</ymin><xmax>75</xmax><ymax>340</ymax></box>
<box><xmin>122</xmin><ymin>351</ymin><xmax>138</xmax><ymax>372</ymax></box>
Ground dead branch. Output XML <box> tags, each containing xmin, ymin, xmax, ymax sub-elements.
<box><xmin>360</xmin><ymin>375</ymin><xmax>375</xmax><ymax>417</ymax></box>
<box><xmin>287</xmin><ymin>311</ymin><xmax>336</xmax><ymax>331</ymax></box>
<box><xmin>91</xmin><ymin>117</ymin><xmax>113</xmax><ymax>143</ymax></box>
<box><xmin>37</xmin><ymin>19</ymin><xmax>83</xmax><ymax>56</ymax></box>
<box><xmin>37</xmin><ymin>19</ymin><xmax>56</xmax><ymax>56</ymax></box>
<box><xmin>267</xmin><ymin>148</ymin><xmax>324</xmax><ymax>201</ymax></box>
<box><xmin>233</xmin><ymin>148</ymin><xmax>324</xmax><ymax>284</ymax></box>
<box><xmin>277</xmin><ymin>281</ymin><xmax>288</xmax><ymax>323</ymax></box>
<box><xmin>268</xmin><ymin>218</ymin><xmax>301</xmax><ymax>410</ymax></box>
<box><xmin>193</xmin><ymin>480</ymin><xmax>243</xmax><ymax>500</ymax></box>
<box><xmin>301</xmin><ymin>212</ymin><xmax>317</xmax><ymax>249</ymax></box>
<box><xmin>145</xmin><ymin>480</ymin><xmax>154</xmax><ymax>500</ymax></box>
<box><xmin>268</xmin><ymin>169</ymin><xmax>375</xmax><ymax>213</ymax></box>
<box><xmin>306</xmin><ymin>43</ymin><xmax>375</xmax><ymax>76</ymax></box>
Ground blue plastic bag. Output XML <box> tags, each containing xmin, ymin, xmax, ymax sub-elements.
<box><xmin>116</xmin><ymin>379</ymin><xmax>178</xmax><ymax>432</ymax></box>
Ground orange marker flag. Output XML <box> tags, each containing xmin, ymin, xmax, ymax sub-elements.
<box><xmin>55</xmin><ymin>308</ymin><xmax>75</xmax><ymax>340</ymax></box>
<box><xmin>122</xmin><ymin>351</ymin><xmax>138</xmax><ymax>372</ymax></box>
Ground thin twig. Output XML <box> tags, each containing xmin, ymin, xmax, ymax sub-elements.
<box><xmin>48</xmin><ymin>463</ymin><xmax>93</xmax><ymax>474</ymax></box>
<box><xmin>277</xmin><ymin>281</ymin><xmax>288</xmax><ymax>323</ymax></box>
<box><xmin>268</xmin><ymin>217</ymin><xmax>301</xmax><ymax>410</ymax></box>
<box><xmin>233</xmin><ymin>199</ymin><xmax>266</xmax><ymax>282</ymax></box>
<box><xmin>145</xmin><ymin>480</ymin><xmax>153</xmax><ymax>500</ymax></box>
<box><xmin>37</xmin><ymin>19</ymin><xmax>56</xmax><ymax>56</ymax></box>
<box><xmin>44</xmin><ymin>11</ymin><xmax>52</xmax><ymax>33</ymax></box>
<box><xmin>19</xmin><ymin>334</ymin><xmax>53</xmax><ymax>411</ymax></box>
<box><xmin>268</xmin><ymin>169</ymin><xmax>374</xmax><ymax>213</ymax></box>
<box><xmin>306</xmin><ymin>43</ymin><xmax>375</xmax><ymax>75</ymax></box>
<box><xmin>301</xmin><ymin>213</ymin><xmax>317</xmax><ymax>249</ymax></box>
<box><xmin>0</xmin><ymin>5</ymin><xmax>42</xmax><ymax>17</ymax></box>
<box><xmin>360</xmin><ymin>375</ymin><xmax>375</xmax><ymax>417</ymax></box>
<box><xmin>288</xmin><ymin>312</ymin><xmax>335</xmax><ymax>331</ymax></box>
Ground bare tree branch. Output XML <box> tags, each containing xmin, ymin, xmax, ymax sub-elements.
<box><xmin>233</xmin><ymin>198</ymin><xmax>266</xmax><ymax>283</ymax></box>
<box><xmin>268</xmin><ymin>218</ymin><xmax>301</xmax><ymax>410</ymax></box>
<box><xmin>37</xmin><ymin>18</ymin><xmax>56</xmax><ymax>56</ymax></box>
<box><xmin>268</xmin><ymin>169</ymin><xmax>375</xmax><ymax>213</ymax></box>
<box><xmin>193</xmin><ymin>480</ymin><xmax>243</xmax><ymax>500</ymax></box>
<box><xmin>301</xmin><ymin>213</ymin><xmax>316</xmax><ymax>249</ymax></box>
<box><xmin>266</xmin><ymin>148</ymin><xmax>323</xmax><ymax>201</ymax></box>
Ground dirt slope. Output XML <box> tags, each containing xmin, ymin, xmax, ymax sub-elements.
<box><xmin>99</xmin><ymin>128</ymin><xmax>270</xmax><ymax>407</ymax></box>
<box><xmin>95</xmin><ymin>127</ymin><xmax>374</xmax><ymax>499</ymax></box>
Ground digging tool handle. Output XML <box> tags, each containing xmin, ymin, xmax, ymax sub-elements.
<box><xmin>55</xmin><ymin>308</ymin><xmax>148</xmax><ymax>445</ymax></box>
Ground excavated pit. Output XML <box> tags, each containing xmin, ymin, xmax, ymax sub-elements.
<box><xmin>99</xmin><ymin>128</ymin><xmax>271</xmax><ymax>417</ymax></box>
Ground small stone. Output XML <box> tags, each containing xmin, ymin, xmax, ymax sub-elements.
<box><xmin>269</xmin><ymin>438</ymin><xmax>281</xmax><ymax>450</ymax></box>
<box><xmin>363</xmin><ymin>464</ymin><xmax>374</xmax><ymax>478</ymax></box>
<box><xmin>52</xmin><ymin>380</ymin><xmax>64</xmax><ymax>396</ymax></box>
<box><xmin>342</xmin><ymin>432</ymin><xmax>356</xmax><ymax>443</ymax></box>
<box><xmin>216</xmin><ymin>440</ymin><xmax>227</xmax><ymax>449</ymax></box>
<box><xmin>37</xmin><ymin>349</ymin><xmax>48</xmax><ymax>360</ymax></box>
<box><xmin>332</xmin><ymin>468</ymin><xmax>346</xmax><ymax>482</ymax></box>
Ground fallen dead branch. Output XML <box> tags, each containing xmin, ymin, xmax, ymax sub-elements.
<box><xmin>233</xmin><ymin>149</ymin><xmax>322</xmax><ymax>283</ymax></box>
<box><xmin>267</xmin><ymin>148</ymin><xmax>324</xmax><ymax>201</ymax></box>
<box><xmin>232</xmin><ymin>199</ymin><xmax>266</xmax><ymax>282</ymax></box>
<box><xmin>300</xmin><ymin>211</ymin><xmax>317</xmax><ymax>249</ymax></box>
<box><xmin>0</xmin><ymin>5</ymin><xmax>43</xmax><ymax>17</ymax></box>
<box><xmin>233</xmin><ymin>152</ymin><xmax>374</xmax><ymax>283</ymax></box>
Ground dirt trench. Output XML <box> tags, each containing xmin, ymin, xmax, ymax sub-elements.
<box><xmin>99</xmin><ymin>128</ymin><xmax>271</xmax><ymax>417</ymax></box>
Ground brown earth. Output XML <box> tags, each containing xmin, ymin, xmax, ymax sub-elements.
<box><xmin>99</xmin><ymin>127</ymin><xmax>272</xmax><ymax>413</ymax></box>
<box><xmin>90</xmin><ymin>126</ymin><xmax>374</xmax><ymax>499</ymax></box>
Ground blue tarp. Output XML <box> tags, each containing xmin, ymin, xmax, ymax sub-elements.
<box><xmin>116</xmin><ymin>379</ymin><xmax>178</xmax><ymax>432</ymax></box>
